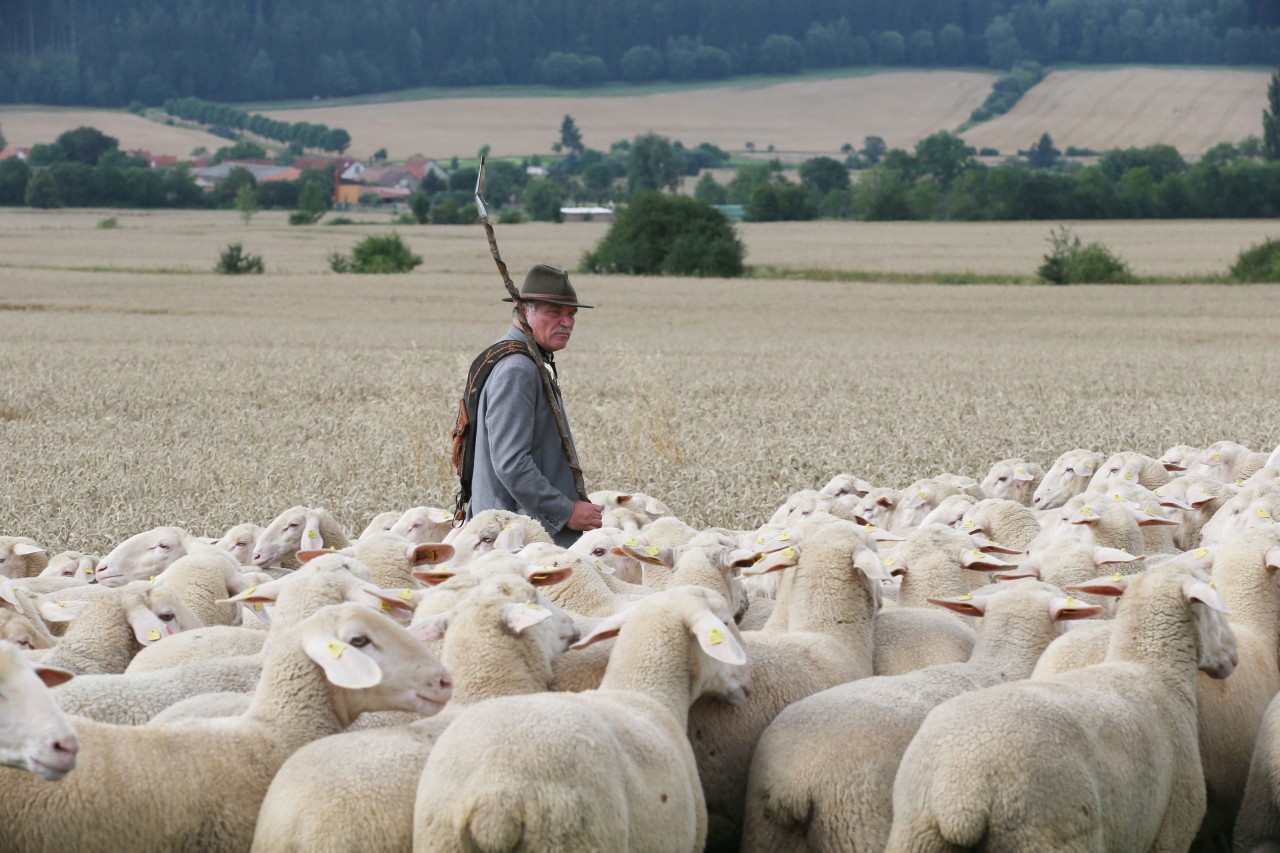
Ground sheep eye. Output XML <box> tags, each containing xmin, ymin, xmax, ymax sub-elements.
<box><xmin>236</xmin><ymin>540</ymin><xmax>248</xmax><ymax>548</ymax></box>
<box><xmin>286</xmin><ymin>521</ymin><xmax>299</xmax><ymax>529</ymax></box>
<box><xmin>16</xmin><ymin>638</ymin><xmax>32</xmax><ymax>650</ymax></box>
<box><xmin>591</xmin><ymin>548</ymin><xmax>606</xmax><ymax>557</ymax></box>
<box><xmin>835</xmin><ymin>488</ymin><xmax>849</xmax><ymax>497</ymax></box>
<box><xmin>157</xmin><ymin>543</ymin><xmax>171</xmax><ymax>551</ymax></box>
<box><xmin>157</xmin><ymin>611</ymin><xmax>176</xmax><ymax>622</ymax></box>
<box><xmin>410</xmin><ymin>522</ymin><xmax>422</xmax><ymax>531</ymax></box>
<box><xmin>349</xmin><ymin>635</ymin><xmax>371</xmax><ymax>648</ymax></box>
<box><xmin>997</xmin><ymin>476</ymin><xmax>1008</xmax><ymax>483</ymax></box>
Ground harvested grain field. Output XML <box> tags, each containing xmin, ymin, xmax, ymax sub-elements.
<box><xmin>0</xmin><ymin>106</ymin><xmax>231</xmax><ymax>156</ymax></box>
<box><xmin>962</xmin><ymin>68</ymin><xmax>1270</xmax><ymax>156</ymax></box>
<box><xmin>0</xmin><ymin>208</ymin><xmax>1275</xmax><ymax>555</ymax></box>
<box><xmin>259</xmin><ymin>72</ymin><xmax>995</xmax><ymax>160</ymax></box>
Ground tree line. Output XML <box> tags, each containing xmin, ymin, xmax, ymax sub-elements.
<box><xmin>1</xmin><ymin>0</ymin><xmax>1277</xmax><ymax>105</ymax></box>
<box><xmin>163</xmin><ymin>98</ymin><xmax>351</xmax><ymax>154</ymax></box>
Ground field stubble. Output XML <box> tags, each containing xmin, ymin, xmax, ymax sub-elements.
<box><xmin>0</xmin><ymin>209</ymin><xmax>1276</xmax><ymax>554</ymax></box>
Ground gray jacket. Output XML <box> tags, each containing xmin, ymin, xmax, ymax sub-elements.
<box><xmin>468</xmin><ymin>326</ymin><xmax>580</xmax><ymax>547</ymax></box>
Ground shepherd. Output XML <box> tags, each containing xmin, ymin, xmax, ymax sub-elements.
<box><xmin>450</xmin><ymin>159</ymin><xmax>602</xmax><ymax>546</ymax></box>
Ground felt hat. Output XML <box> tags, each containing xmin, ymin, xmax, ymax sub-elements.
<box><xmin>502</xmin><ymin>264</ymin><xmax>593</xmax><ymax>308</ymax></box>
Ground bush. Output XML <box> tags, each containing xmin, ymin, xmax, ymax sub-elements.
<box><xmin>582</xmin><ymin>192</ymin><xmax>744</xmax><ymax>277</ymax></box>
<box><xmin>1037</xmin><ymin>226</ymin><xmax>1134</xmax><ymax>285</ymax></box>
<box><xmin>329</xmin><ymin>233</ymin><xmax>423</xmax><ymax>274</ymax></box>
<box><xmin>216</xmin><ymin>242</ymin><xmax>264</xmax><ymax>274</ymax></box>
<box><xmin>326</xmin><ymin>216</ymin><xmax>356</xmax><ymax>225</ymax></box>
<box><xmin>497</xmin><ymin>208</ymin><xmax>525</xmax><ymax>225</ymax></box>
<box><xmin>96</xmin><ymin>217</ymin><xmax>118</xmax><ymax>229</ymax></box>
<box><xmin>1229</xmin><ymin>237</ymin><xmax>1280</xmax><ymax>283</ymax></box>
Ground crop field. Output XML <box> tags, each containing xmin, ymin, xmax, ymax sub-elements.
<box><xmin>962</xmin><ymin>68</ymin><xmax>1271</xmax><ymax>156</ymax></box>
<box><xmin>0</xmin><ymin>107</ymin><xmax>230</xmax><ymax>155</ymax></box>
<box><xmin>0</xmin><ymin>208</ymin><xmax>1276</xmax><ymax>556</ymax></box>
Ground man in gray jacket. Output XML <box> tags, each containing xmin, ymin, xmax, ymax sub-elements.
<box><xmin>468</xmin><ymin>264</ymin><xmax>603</xmax><ymax>547</ymax></box>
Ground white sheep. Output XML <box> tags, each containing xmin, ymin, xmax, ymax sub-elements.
<box><xmin>389</xmin><ymin>505</ymin><xmax>455</xmax><ymax>545</ymax></box>
<box><xmin>0</xmin><ymin>643</ymin><xmax>78</xmax><ymax>781</ymax></box>
<box><xmin>818</xmin><ymin>472</ymin><xmax>875</xmax><ymax>501</ymax></box>
<box><xmin>1032</xmin><ymin>447</ymin><xmax>1104</xmax><ymax>509</ymax></box>
<box><xmin>885</xmin><ymin>562</ymin><xmax>1237</xmax><ymax>852</ymax></box>
<box><xmin>252</xmin><ymin>505</ymin><xmax>351</xmax><ymax>569</ymax></box>
<box><xmin>517</xmin><ymin>543</ymin><xmax>646</xmax><ymax>619</ymax></box>
<box><xmin>213</xmin><ymin>522</ymin><xmax>262</xmax><ymax>566</ymax></box>
<box><xmin>0</xmin><ymin>537</ymin><xmax>49</xmax><ymax>579</ymax></box>
<box><xmin>1234</xmin><ymin>690</ymin><xmax>1280</xmax><ymax>850</ymax></box>
<box><xmin>1088</xmin><ymin>450</ymin><xmax>1174</xmax><ymax>492</ymax></box>
<box><xmin>1189</xmin><ymin>440</ymin><xmax>1270</xmax><ymax>485</ymax></box>
<box><xmin>38</xmin><ymin>551</ymin><xmax>98</xmax><ymax>582</ymax></box>
<box><xmin>0</xmin><ymin>603</ymin><xmax>452</xmax><ymax>852</ymax></box>
<box><xmin>94</xmin><ymin>526</ymin><xmax>205</xmax><ymax>587</ymax></box>
<box><xmin>358</xmin><ymin>509</ymin><xmax>401</xmax><ymax>540</ymax></box>
<box><xmin>346</xmin><ymin>531</ymin><xmax>453</xmax><ymax>589</ymax></box>
<box><xmin>443</xmin><ymin>509</ymin><xmax>552</xmax><ymax>566</ymax></box>
<box><xmin>742</xmin><ymin>579</ymin><xmax>1099</xmax><ymax>853</ymax></box>
<box><xmin>151</xmin><ymin>548</ymin><xmax>253</xmax><ymax>626</ymax></box>
<box><xmin>881</xmin><ymin>524</ymin><xmax>1014</xmax><ymax>607</ymax></box>
<box><xmin>891</xmin><ymin>478</ymin><xmax>983</xmax><ymax>530</ymax></box>
<box><xmin>979</xmin><ymin>457</ymin><xmax>1044</xmax><ymax>505</ymax></box>
<box><xmin>917</xmin><ymin>493</ymin><xmax>977</xmax><ymax>529</ymax></box>
<box><xmin>1200</xmin><ymin>483</ymin><xmax>1280</xmax><ymax>547</ymax></box>
<box><xmin>588</xmin><ymin>489</ymin><xmax>672</xmax><ymax>522</ymax></box>
<box><xmin>250</xmin><ymin>573</ymin><xmax>578</xmax><ymax>852</ymax></box>
<box><xmin>569</xmin><ymin>526</ymin><xmax>646</xmax><ymax>583</ymax></box>
<box><xmin>413</xmin><ymin>585</ymin><xmax>751</xmax><ymax>852</ymax></box>
<box><xmin>35</xmin><ymin>585</ymin><xmax>202</xmax><ymax>675</ymax></box>
<box><xmin>1154</xmin><ymin>474</ymin><xmax>1236</xmax><ymax>550</ymax></box>
<box><xmin>850</xmin><ymin>487</ymin><xmax>901</xmax><ymax>529</ymax></box>
<box><xmin>959</xmin><ymin>498</ymin><xmax>1045</xmax><ymax>552</ymax></box>
<box><xmin>1161</xmin><ymin>443</ymin><xmax>1203</xmax><ymax>472</ymax></box>
<box><xmin>992</xmin><ymin>538</ymin><xmax>1145</xmax><ymax>614</ymax></box>
<box><xmin>0</xmin><ymin>579</ymin><xmax>59</xmax><ymax>648</ymax></box>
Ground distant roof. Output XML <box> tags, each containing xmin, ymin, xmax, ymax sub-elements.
<box><xmin>190</xmin><ymin>162</ymin><xmax>295</xmax><ymax>181</ymax></box>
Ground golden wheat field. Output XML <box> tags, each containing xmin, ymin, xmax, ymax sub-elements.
<box><xmin>0</xmin><ymin>208</ymin><xmax>1276</xmax><ymax>556</ymax></box>
<box><xmin>0</xmin><ymin>106</ymin><xmax>231</xmax><ymax>155</ymax></box>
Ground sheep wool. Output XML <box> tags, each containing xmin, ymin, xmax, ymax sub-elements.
<box><xmin>0</xmin><ymin>537</ymin><xmax>49</xmax><ymax>580</ymax></box>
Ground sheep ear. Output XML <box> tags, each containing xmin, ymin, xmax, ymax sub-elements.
<box><xmin>644</xmin><ymin>498</ymin><xmax>666</xmax><ymax>517</ymax></box>
<box><xmin>125</xmin><ymin>602</ymin><xmax>177</xmax><ymax>646</ymax></box>
<box><xmin>1183</xmin><ymin>580</ymin><xmax>1231</xmax><ymax>614</ymax></box>
<box><xmin>524</xmin><ymin>564</ymin><xmax>572</xmax><ymax>586</ymax></box>
<box><xmin>1158</xmin><ymin>495</ymin><xmax>1195</xmax><ymax>511</ymax></box>
<box><xmin>572</xmin><ymin>609</ymin><xmax>631</xmax><ymax>649</ymax></box>
<box><xmin>412</xmin><ymin>568</ymin><xmax>457</xmax><ymax>586</ymax></box>
<box><xmin>1066</xmin><ymin>575</ymin><xmax>1131</xmax><ymax>597</ymax></box>
<box><xmin>12</xmin><ymin>543</ymin><xmax>45</xmax><ymax>556</ymax></box>
<box><xmin>221</xmin><ymin>578</ymin><xmax>283</xmax><ymax>605</ymax></box>
<box><xmin>224</xmin><ymin>570</ymin><xmax>252</xmax><ymax>596</ymax></box>
<box><xmin>1092</xmin><ymin>547</ymin><xmax>1144</xmax><ymax>566</ymax></box>
<box><xmin>494</xmin><ymin>524</ymin><xmax>526</xmax><ymax>551</ymax></box>
<box><xmin>428</xmin><ymin>509</ymin><xmax>454</xmax><ymax>524</ymax></box>
<box><xmin>854</xmin><ymin>549</ymin><xmax>891</xmax><ymax>581</ymax></box>
<box><xmin>1013</xmin><ymin>468</ymin><xmax>1035</xmax><ymax>482</ymax></box>
<box><xmin>1186</xmin><ymin>489</ymin><xmax>1217</xmax><ymax>508</ymax></box>
<box><xmin>727</xmin><ymin>549</ymin><xmax>758</xmax><ymax>571</ymax></box>
<box><xmin>0</xmin><ymin>579</ymin><xmax>18</xmax><ymax>608</ymax></box>
<box><xmin>1051</xmin><ymin>596</ymin><xmax>1104</xmax><ymax>621</ymax></box>
<box><xmin>301</xmin><ymin>513</ymin><xmax>324</xmax><ymax>551</ymax></box>
<box><xmin>33</xmin><ymin>665</ymin><xmax>75</xmax><ymax>688</ymax></box>
<box><xmin>867</xmin><ymin>526</ymin><xmax>905</xmax><ymax>542</ymax></box>
<box><xmin>1067</xmin><ymin>506</ymin><xmax>1101</xmax><ymax>525</ymax></box>
<box><xmin>296</xmin><ymin>550</ymin><xmax>331</xmax><ymax>564</ymax></box>
<box><xmin>353</xmin><ymin>584</ymin><xmax>418</xmax><ymax>614</ymax></box>
<box><xmin>410</xmin><ymin>543</ymin><xmax>454</xmax><ymax>566</ymax></box>
<box><xmin>881</xmin><ymin>553</ymin><xmax>905</xmax><ymax>578</ymax></box>
<box><xmin>875</xmin><ymin>495</ymin><xmax>895</xmax><ymax>508</ymax></box>
<box><xmin>928</xmin><ymin>594</ymin><xmax>988</xmax><ymax>617</ymax></box>
<box><xmin>993</xmin><ymin>565</ymin><xmax>1041</xmax><ymax>581</ymax></box>
<box><xmin>303</xmin><ymin>635</ymin><xmax>383</xmax><ymax>689</ymax></box>
<box><xmin>690</xmin><ymin>612</ymin><xmax>747</xmax><ymax>665</ymax></box>
<box><xmin>1133</xmin><ymin>507</ymin><xmax>1178</xmax><ymax>527</ymax></box>
<box><xmin>503</xmin><ymin>601</ymin><xmax>553</xmax><ymax>634</ymax></box>
<box><xmin>410</xmin><ymin>612</ymin><xmax>450</xmax><ymax>643</ymax></box>
<box><xmin>970</xmin><ymin>535</ymin><xmax>1022</xmax><ymax>555</ymax></box>
<box><xmin>740</xmin><ymin>546</ymin><xmax>798</xmax><ymax>576</ymax></box>
<box><xmin>618</xmin><ymin>541</ymin><xmax>674</xmax><ymax>568</ymax></box>
<box><xmin>959</xmin><ymin>549</ymin><xmax>1012</xmax><ymax>571</ymax></box>
<box><xmin>1263</xmin><ymin>545</ymin><xmax>1280</xmax><ymax>574</ymax></box>
<box><xmin>38</xmin><ymin>600</ymin><xmax>79</xmax><ymax>623</ymax></box>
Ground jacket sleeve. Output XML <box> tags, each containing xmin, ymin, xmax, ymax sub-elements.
<box><xmin>480</xmin><ymin>356</ymin><xmax>575</xmax><ymax>533</ymax></box>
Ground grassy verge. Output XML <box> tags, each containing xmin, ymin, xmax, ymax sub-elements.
<box><xmin>747</xmin><ymin>265</ymin><xmax>1231</xmax><ymax>285</ymax></box>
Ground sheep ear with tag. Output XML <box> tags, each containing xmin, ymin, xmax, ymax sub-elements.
<box><xmin>572</xmin><ymin>607</ymin><xmax>633</xmax><ymax>650</ymax></box>
<box><xmin>303</xmin><ymin>634</ymin><xmax>382</xmax><ymax>689</ymax></box>
<box><xmin>690</xmin><ymin>612</ymin><xmax>747</xmax><ymax>665</ymax></box>
<box><xmin>929</xmin><ymin>594</ymin><xmax>988</xmax><ymax>618</ymax></box>
<box><xmin>300</xmin><ymin>513</ymin><xmax>324</xmax><ymax>551</ymax></box>
<box><xmin>502</xmin><ymin>601</ymin><xmax>553</xmax><ymax>634</ymax></box>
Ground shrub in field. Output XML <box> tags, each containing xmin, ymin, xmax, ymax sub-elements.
<box><xmin>329</xmin><ymin>233</ymin><xmax>423</xmax><ymax>274</ymax></box>
<box><xmin>215</xmin><ymin>242</ymin><xmax>264</xmax><ymax>274</ymax></box>
<box><xmin>1229</xmin><ymin>237</ymin><xmax>1280</xmax><ymax>283</ymax></box>
<box><xmin>1038</xmin><ymin>225</ymin><xmax>1134</xmax><ymax>284</ymax></box>
<box><xmin>582</xmin><ymin>192</ymin><xmax>744</xmax><ymax>277</ymax></box>
<box><xmin>96</xmin><ymin>217</ymin><xmax>118</xmax><ymax>229</ymax></box>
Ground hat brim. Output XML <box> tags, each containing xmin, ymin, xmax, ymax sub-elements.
<box><xmin>502</xmin><ymin>296</ymin><xmax>594</xmax><ymax>309</ymax></box>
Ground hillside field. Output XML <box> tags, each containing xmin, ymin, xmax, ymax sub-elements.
<box><xmin>1</xmin><ymin>68</ymin><xmax>1268</xmax><ymax>162</ymax></box>
<box><xmin>0</xmin><ymin>208</ymin><xmax>1276</xmax><ymax>555</ymax></box>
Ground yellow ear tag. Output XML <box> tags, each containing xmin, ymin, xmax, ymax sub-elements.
<box><xmin>917</xmin><ymin>491</ymin><xmax>927</xmax><ymax>499</ymax></box>
<box><xmin>327</xmin><ymin>641</ymin><xmax>346</xmax><ymax>659</ymax></box>
<box><xmin>957</xmin><ymin>593</ymin><xmax>974</xmax><ymax>602</ymax></box>
<box><xmin>57</xmin><ymin>601</ymin><xmax>67</xmax><ymax>608</ymax></box>
<box><xmin>435</xmin><ymin>565</ymin><xmax>449</xmax><ymax>573</ymax></box>
<box><xmin>1120</xmin><ymin>548</ymin><xmax>1129</xmax><ymax>554</ymax></box>
<box><xmin>1209</xmin><ymin>581</ymin><xmax>1216</xmax><ymax>589</ymax></box>
<box><xmin>1081</xmin><ymin>507</ymin><xmax>1094</xmax><ymax>516</ymax></box>
<box><xmin>753</xmin><ymin>551</ymin><xmax>766</xmax><ymax>562</ymax></box>
<box><xmin>247</xmin><ymin>582</ymin><xmax>258</xmax><ymax>594</ymax></box>
<box><xmin>779</xmin><ymin>532</ymin><xmax>790</xmax><ymax>541</ymax></box>
<box><xmin>1016</xmin><ymin>467</ymin><xmax>1026</xmax><ymax>474</ymax></box>
<box><xmin>1112</xmin><ymin>494</ymin><xmax>1124</xmax><ymax>502</ymax></box>
<box><xmin>85</xmin><ymin>566</ymin><xmax>94</xmax><ymax>574</ymax></box>
<box><xmin>1111</xmin><ymin>573</ymin><xmax>1123</xmax><ymax>582</ymax></box>
<box><xmin>381</xmin><ymin>601</ymin><xmax>394</xmax><ymax>612</ymax></box>
<box><xmin>963</xmin><ymin>519</ymin><xmax>975</xmax><ymax>528</ymax></box>
<box><xmin>707</xmin><ymin>627</ymin><xmax>725</xmax><ymax>645</ymax></box>
<box><xmin>1123</xmin><ymin>471</ymin><xmax>1133</xmax><ymax>480</ymax></box>
<box><xmin>1235</xmin><ymin>479</ymin><xmax>1243</xmax><ymax>487</ymax></box>
<box><xmin>1064</xmin><ymin>596</ymin><xmax>1077</xmax><ymax>606</ymax></box>
<box><xmin>645</xmin><ymin>546</ymin><xmax>661</xmax><ymax>557</ymax></box>
<box><xmin>146</xmin><ymin>628</ymin><xmax>161</xmax><ymax>641</ymax></box>
<box><xmin>253</xmin><ymin>604</ymin><xmax>263</xmax><ymax>611</ymax></box>
<box><xmin>865</xmin><ymin>523</ymin><xmax>877</xmax><ymax>532</ymax></box>
<box><xmin>501</xmin><ymin>524</ymin><xmax>513</xmax><ymax>532</ymax></box>
<box><xmin>1144</xmin><ymin>509</ymin><xmax>1156</xmax><ymax>516</ymax></box>
<box><xmin>398</xmin><ymin>588</ymin><xmax>413</xmax><ymax>600</ymax></box>
<box><xmin>1259</xmin><ymin>508</ymin><xmax>1272</xmax><ymax>519</ymax></box>
<box><xmin>149</xmin><ymin>576</ymin><xmax>156</xmax><ymax>583</ymax></box>
<box><xmin>1211</xmin><ymin>454</ymin><xmax>1220</xmax><ymax>462</ymax></box>
<box><xmin>525</xmin><ymin>600</ymin><xmax>542</xmax><ymax>609</ymax></box>
<box><xmin>757</xmin><ymin>537</ymin><xmax>766</xmax><ymax>545</ymax></box>
<box><xmin>883</xmin><ymin>556</ymin><xmax>895</xmax><ymax>567</ymax></box>
<box><xmin>531</xmin><ymin>568</ymin><xmax>549</xmax><ymax>581</ymax></box>
<box><xmin>306</xmin><ymin>529</ymin><xmax>317</xmax><ymax>539</ymax></box>
<box><xmin>1192</xmin><ymin>548</ymin><xmax>1209</xmax><ymax>559</ymax></box>
<box><xmin>781</xmin><ymin>547</ymin><xmax>796</xmax><ymax>559</ymax></box>
<box><xmin>1153</xmin><ymin>489</ymin><xmax>1164</xmax><ymax>497</ymax></box>
<box><xmin>625</xmin><ymin>538</ymin><xmax>639</xmax><ymax>547</ymax></box>
<box><xmin>594</xmin><ymin>559</ymin><xmax>606</xmax><ymax>571</ymax></box>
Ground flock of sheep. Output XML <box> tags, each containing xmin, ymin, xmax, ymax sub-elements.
<box><xmin>3</xmin><ymin>438</ymin><xmax>1280</xmax><ymax>851</ymax></box>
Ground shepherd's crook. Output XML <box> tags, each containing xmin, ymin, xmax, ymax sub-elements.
<box><xmin>474</xmin><ymin>157</ymin><xmax>588</xmax><ymax>501</ymax></box>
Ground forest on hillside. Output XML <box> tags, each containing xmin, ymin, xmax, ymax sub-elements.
<box><xmin>1</xmin><ymin>0</ymin><xmax>1277</xmax><ymax>106</ymax></box>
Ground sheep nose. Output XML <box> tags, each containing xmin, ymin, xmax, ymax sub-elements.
<box><xmin>52</xmin><ymin>736</ymin><xmax>79</xmax><ymax>760</ymax></box>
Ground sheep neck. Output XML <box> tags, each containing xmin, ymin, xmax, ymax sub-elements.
<box><xmin>967</xmin><ymin>608</ymin><xmax>1058</xmax><ymax>676</ymax></box>
<box><xmin>443</xmin><ymin>621</ymin><xmax>551</xmax><ymax>704</ymax></box>
<box><xmin>48</xmin><ymin>598</ymin><xmax>136</xmax><ymax>675</ymax></box>
<box><xmin>246</xmin><ymin>642</ymin><xmax>348</xmax><ymax>746</ymax></box>
<box><xmin>777</xmin><ymin>555</ymin><xmax>878</xmax><ymax>668</ymax></box>
<box><xmin>1213</xmin><ymin>543</ymin><xmax>1280</xmax><ymax>648</ymax></box>
<box><xmin>1102</xmin><ymin>584</ymin><xmax>1201</xmax><ymax>703</ymax></box>
<box><xmin>600</xmin><ymin>615</ymin><xmax>695</xmax><ymax>725</ymax></box>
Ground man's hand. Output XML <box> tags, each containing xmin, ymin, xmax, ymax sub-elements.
<box><xmin>567</xmin><ymin>501</ymin><xmax>604</xmax><ymax>532</ymax></box>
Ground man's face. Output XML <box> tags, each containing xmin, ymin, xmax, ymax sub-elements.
<box><xmin>526</xmin><ymin>301</ymin><xmax>577</xmax><ymax>352</ymax></box>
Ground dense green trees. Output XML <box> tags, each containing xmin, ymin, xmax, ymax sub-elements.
<box><xmin>1</xmin><ymin>1</ymin><xmax>1276</xmax><ymax>105</ymax></box>
<box><xmin>583</xmin><ymin>193</ymin><xmax>744</xmax><ymax>277</ymax></box>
